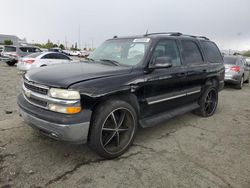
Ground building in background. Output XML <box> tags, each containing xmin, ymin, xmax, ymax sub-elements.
<box><xmin>0</xmin><ymin>34</ymin><xmax>28</xmax><ymax>45</ymax></box>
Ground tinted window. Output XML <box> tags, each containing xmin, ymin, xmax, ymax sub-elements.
<box><xmin>152</xmin><ymin>40</ymin><xmax>181</xmax><ymax>67</ymax></box>
<box><xmin>181</xmin><ymin>40</ymin><xmax>203</xmax><ymax>64</ymax></box>
<box><xmin>20</xmin><ymin>47</ymin><xmax>41</xmax><ymax>53</ymax></box>
<box><xmin>42</xmin><ymin>53</ymin><xmax>56</xmax><ymax>59</ymax></box>
<box><xmin>201</xmin><ymin>41</ymin><xmax>222</xmax><ymax>63</ymax></box>
<box><xmin>54</xmin><ymin>53</ymin><xmax>70</xmax><ymax>60</ymax></box>
<box><xmin>4</xmin><ymin>46</ymin><xmax>16</xmax><ymax>52</ymax></box>
<box><xmin>223</xmin><ymin>56</ymin><xmax>237</xmax><ymax>65</ymax></box>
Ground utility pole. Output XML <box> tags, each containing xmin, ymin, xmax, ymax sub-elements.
<box><xmin>65</xmin><ymin>36</ymin><xmax>68</xmax><ymax>49</ymax></box>
<box><xmin>78</xmin><ymin>25</ymin><xmax>81</xmax><ymax>50</ymax></box>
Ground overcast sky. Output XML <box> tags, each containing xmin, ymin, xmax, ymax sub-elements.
<box><xmin>1</xmin><ymin>0</ymin><xmax>250</xmax><ymax>50</ymax></box>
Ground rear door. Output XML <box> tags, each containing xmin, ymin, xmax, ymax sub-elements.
<box><xmin>179</xmin><ymin>39</ymin><xmax>207</xmax><ymax>103</ymax></box>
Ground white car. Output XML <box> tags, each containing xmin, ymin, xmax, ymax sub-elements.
<box><xmin>69</xmin><ymin>51</ymin><xmax>81</xmax><ymax>56</ymax></box>
<box><xmin>17</xmin><ymin>52</ymin><xmax>76</xmax><ymax>72</ymax></box>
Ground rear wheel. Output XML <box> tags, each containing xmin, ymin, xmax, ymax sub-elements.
<box><xmin>245</xmin><ymin>75</ymin><xmax>249</xmax><ymax>83</ymax></box>
<box><xmin>195</xmin><ymin>85</ymin><xmax>218</xmax><ymax>117</ymax></box>
<box><xmin>89</xmin><ymin>99</ymin><xmax>137</xmax><ymax>159</ymax></box>
<box><xmin>6</xmin><ymin>61</ymin><xmax>15</xmax><ymax>66</ymax></box>
<box><xmin>236</xmin><ymin>76</ymin><xmax>244</xmax><ymax>89</ymax></box>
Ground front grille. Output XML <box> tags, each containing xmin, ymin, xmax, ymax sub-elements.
<box><xmin>28</xmin><ymin>97</ymin><xmax>48</xmax><ymax>107</ymax></box>
<box><xmin>24</xmin><ymin>81</ymin><xmax>48</xmax><ymax>95</ymax></box>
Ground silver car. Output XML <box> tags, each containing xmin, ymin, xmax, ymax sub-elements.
<box><xmin>1</xmin><ymin>45</ymin><xmax>42</xmax><ymax>66</ymax></box>
<box><xmin>224</xmin><ymin>55</ymin><xmax>250</xmax><ymax>89</ymax></box>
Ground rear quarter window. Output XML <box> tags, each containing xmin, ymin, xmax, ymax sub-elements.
<box><xmin>201</xmin><ymin>41</ymin><xmax>223</xmax><ymax>63</ymax></box>
<box><xmin>4</xmin><ymin>46</ymin><xmax>16</xmax><ymax>52</ymax></box>
<box><xmin>180</xmin><ymin>40</ymin><xmax>203</xmax><ymax>64</ymax></box>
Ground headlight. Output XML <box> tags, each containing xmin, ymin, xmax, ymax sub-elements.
<box><xmin>48</xmin><ymin>104</ymin><xmax>81</xmax><ymax>114</ymax></box>
<box><xmin>49</xmin><ymin>88</ymin><xmax>80</xmax><ymax>100</ymax></box>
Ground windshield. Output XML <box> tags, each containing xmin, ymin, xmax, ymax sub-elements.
<box><xmin>89</xmin><ymin>38</ymin><xmax>150</xmax><ymax>66</ymax></box>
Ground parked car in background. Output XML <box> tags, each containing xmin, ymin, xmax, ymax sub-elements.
<box><xmin>18</xmin><ymin>32</ymin><xmax>224</xmax><ymax>159</ymax></box>
<box><xmin>69</xmin><ymin>50</ymin><xmax>81</xmax><ymax>56</ymax></box>
<box><xmin>48</xmin><ymin>48</ymin><xmax>63</xmax><ymax>53</ymax></box>
<box><xmin>1</xmin><ymin>45</ymin><xmax>42</xmax><ymax>66</ymax></box>
<box><xmin>0</xmin><ymin>45</ymin><xmax>4</xmax><ymax>56</ymax></box>
<box><xmin>246</xmin><ymin>58</ymin><xmax>250</xmax><ymax>65</ymax></box>
<box><xmin>79</xmin><ymin>50</ymin><xmax>90</xmax><ymax>57</ymax></box>
<box><xmin>224</xmin><ymin>55</ymin><xmax>250</xmax><ymax>89</ymax></box>
<box><xmin>17</xmin><ymin>52</ymin><xmax>75</xmax><ymax>72</ymax></box>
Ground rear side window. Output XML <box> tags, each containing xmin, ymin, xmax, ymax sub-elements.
<box><xmin>201</xmin><ymin>41</ymin><xmax>223</xmax><ymax>63</ymax></box>
<box><xmin>42</xmin><ymin>53</ymin><xmax>56</xmax><ymax>59</ymax></box>
<box><xmin>54</xmin><ymin>53</ymin><xmax>70</xmax><ymax>60</ymax></box>
<box><xmin>180</xmin><ymin>40</ymin><xmax>203</xmax><ymax>64</ymax></box>
<box><xmin>4</xmin><ymin>46</ymin><xmax>16</xmax><ymax>52</ymax></box>
<box><xmin>20</xmin><ymin>47</ymin><xmax>41</xmax><ymax>53</ymax></box>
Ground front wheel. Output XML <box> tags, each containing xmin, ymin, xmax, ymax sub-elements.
<box><xmin>195</xmin><ymin>85</ymin><xmax>218</xmax><ymax>117</ymax></box>
<box><xmin>88</xmin><ymin>99</ymin><xmax>137</xmax><ymax>159</ymax></box>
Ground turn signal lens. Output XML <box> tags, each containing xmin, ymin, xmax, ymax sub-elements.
<box><xmin>48</xmin><ymin>104</ymin><xmax>81</xmax><ymax>114</ymax></box>
<box><xmin>66</xmin><ymin>107</ymin><xmax>81</xmax><ymax>114</ymax></box>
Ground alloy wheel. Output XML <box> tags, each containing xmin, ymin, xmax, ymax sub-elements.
<box><xmin>100</xmin><ymin>108</ymin><xmax>135</xmax><ymax>154</ymax></box>
<box><xmin>204</xmin><ymin>88</ymin><xmax>217</xmax><ymax>116</ymax></box>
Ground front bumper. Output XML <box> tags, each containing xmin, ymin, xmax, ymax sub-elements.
<box><xmin>18</xmin><ymin>94</ymin><xmax>92</xmax><ymax>144</ymax></box>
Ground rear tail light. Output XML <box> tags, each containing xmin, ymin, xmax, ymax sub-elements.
<box><xmin>23</xmin><ymin>60</ymin><xmax>35</xmax><ymax>64</ymax></box>
<box><xmin>230</xmin><ymin>66</ymin><xmax>240</xmax><ymax>72</ymax></box>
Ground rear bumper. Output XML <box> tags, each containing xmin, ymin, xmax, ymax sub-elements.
<box><xmin>18</xmin><ymin>94</ymin><xmax>92</xmax><ymax>143</ymax></box>
<box><xmin>224</xmin><ymin>73</ymin><xmax>241</xmax><ymax>84</ymax></box>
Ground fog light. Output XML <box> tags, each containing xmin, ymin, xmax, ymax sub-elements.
<box><xmin>48</xmin><ymin>104</ymin><xmax>81</xmax><ymax>114</ymax></box>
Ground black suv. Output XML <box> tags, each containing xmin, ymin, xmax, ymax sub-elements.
<box><xmin>18</xmin><ymin>32</ymin><xmax>225</xmax><ymax>159</ymax></box>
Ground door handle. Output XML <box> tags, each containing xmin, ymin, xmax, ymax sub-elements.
<box><xmin>178</xmin><ymin>72</ymin><xmax>186</xmax><ymax>76</ymax></box>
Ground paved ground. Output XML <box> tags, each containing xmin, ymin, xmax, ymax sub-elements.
<box><xmin>0</xmin><ymin>62</ymin><xmax>250</xmax><ymax>188</ymax></box>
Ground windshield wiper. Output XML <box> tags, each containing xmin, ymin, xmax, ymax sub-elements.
<box><xmin>99</xmin><ymin>59</ymin><xmax>120</xmax><ymax>66</ymax></box>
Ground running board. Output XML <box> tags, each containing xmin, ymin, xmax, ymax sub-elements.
<box><xmin>139</xmin><ymin>102</ymin><xmax>200</xmax><ymax>128</ymax></box>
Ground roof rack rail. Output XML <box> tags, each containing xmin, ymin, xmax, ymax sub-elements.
<box><xmin>144</xmin><ymin>32</ymin><xmax>183</xmax><ymax>36</ymax></box>
<box><xmin>144</xmin><ymin>32</ymin><xmax>210</xmax><ymax>40</ymax></box>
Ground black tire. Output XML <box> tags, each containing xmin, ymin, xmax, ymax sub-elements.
<box><xmin>195</xmin><ymin>85</ymin><xmax>218</xmax><ymax>117</ymax></box>
<box><xmin>88</xmin><ymin>99</ymin><xmax>138</xmax><ymax>159</ymax></box>
<box><xmin>6</xmin><ymin>61</ymin><xmax>15</xmax><ymax>66</ymax></box>
<box><xmin>235</xmin><ymin>76</ymin><xmax>244</xmax><ymax>89</ymax></box>
<box><xmin>245</xmin><ymin>75</ymin><xmax>249</xmax><ymax>83</ymax></box>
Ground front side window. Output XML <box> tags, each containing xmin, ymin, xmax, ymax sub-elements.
<box><xmin>201</xmin><ymin>41</ymin><xmax>223</xmax><ymax>63</ymax></box>
<box><xmin>152</xmin><ymin>40</ymin><xmax>181</xmax><ymax>67</ymax></box>
<box><xmin>181</xmin><ymin>40</ymin><xmax>203</xmax><ymax>64</ymax></box>
<box><xmin>89</xmin><ymin>38</ymin><xmax>150</xmax><ymax>66</ymax></box>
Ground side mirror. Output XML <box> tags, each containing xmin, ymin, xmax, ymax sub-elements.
<box><xmin>150</xmin><ymin>56</ymin><xmax>172</xmax><ymax>69</ymax></box>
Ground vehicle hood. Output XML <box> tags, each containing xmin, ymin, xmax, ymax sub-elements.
<box><xmin>25</xmin><ymin>62</ymin><xmax>133</xmax><ymax>88</ymax></box>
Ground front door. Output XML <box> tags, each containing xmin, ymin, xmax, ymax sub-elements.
<box><xmin>142</xmin><ymin>39</ymin><xmax>188</xmax><ymax>118</ymax></box>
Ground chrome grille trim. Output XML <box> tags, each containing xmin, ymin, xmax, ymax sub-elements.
<box><xmin>22</xmin><ymin>83</ymin><xmax>80</xmax><ymax>109</ymax></box>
